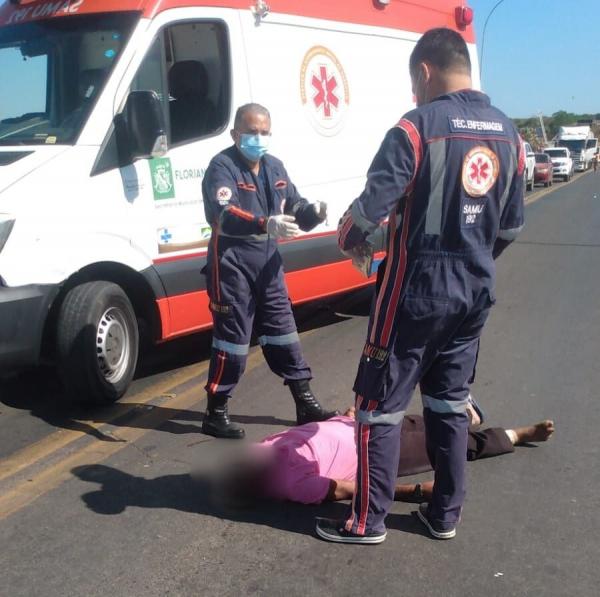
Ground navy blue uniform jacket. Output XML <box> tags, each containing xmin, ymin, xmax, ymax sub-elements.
<box><xmin>203</xmin><ymin>145</ymin><xmax>322</xmax><ymax>237</ymax></box>
<box><xmin>338</xmin><ymin>89</ymin><xmax>525</xmax><ymax>351</ymax></box>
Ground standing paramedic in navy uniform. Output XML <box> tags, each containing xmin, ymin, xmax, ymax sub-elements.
<box><xmin>316</xmin><ymin>29</ymin><xmax>525</xmax><ymax>544</ymax></box>
<box><xmin>201</xmin><ymin>103</ymin><xmax>338</xmax><ymax>439</ymax></box>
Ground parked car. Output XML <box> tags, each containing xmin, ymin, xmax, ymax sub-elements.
<box><xmin>534</xmin><ymin>153</ymin><xmax>553</xmax><ymax>187</ymax></box>
<box><xmin>544</xmin><ymin>147</ymin><xmax>574</xmax><ymax>182</ymax></box>
<box><xmin>523</xmin><ymin>141</ymin><xmax>536</xmax><ymax>191</ymax></box>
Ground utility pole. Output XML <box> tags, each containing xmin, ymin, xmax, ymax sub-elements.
<box><xmin>538</xmin><ymin>112</ymin><xmax>548</xmax><ymax>145</ymax></box>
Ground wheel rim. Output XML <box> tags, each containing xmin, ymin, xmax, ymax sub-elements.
<box><xmin>96</xmin><ymin>307</ymin><xmax>131</xmax><ymax>384</ymax></box>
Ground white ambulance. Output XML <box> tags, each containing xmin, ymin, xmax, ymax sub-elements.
<box><xmin>0</xmin><ymin>0</ymin><xmax>478</xmax><ymax>403</ymax></box>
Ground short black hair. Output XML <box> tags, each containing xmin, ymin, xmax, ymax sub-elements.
<box><xmin>409</xmin><ymin>28</ymin><xmax>471</xmax><ymax>75</ymax></box>
<box><xmin>234</xmin><ymin>103</ymin><xmax>271</xmax><ymax>129</ymax></box>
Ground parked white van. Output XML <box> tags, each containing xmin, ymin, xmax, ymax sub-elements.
<box><xmin>0</xmin><ymin>0</ymin><xmax>479</xmax><ymax>403</ymax></box>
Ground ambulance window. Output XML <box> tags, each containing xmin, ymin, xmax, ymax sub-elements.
<box><xmin>164</xmin><ymin>21</ymin><xmax>230</xmax><ymax>145</ymax></box>
<box><xmin>130</xmin><ymin>35</ymin><xmax>170</xmax><ymax>132</ymax></box>
<box><xmin>0</xmin><ymin>50</ymin><xmax>47</xmax><ymax>121</ymax></box>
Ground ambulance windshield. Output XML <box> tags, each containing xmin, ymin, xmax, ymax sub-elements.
<box><xmin>0</xmin><ymin>13</ymin><xmax>139</xmax><ymax>146</ymax></box>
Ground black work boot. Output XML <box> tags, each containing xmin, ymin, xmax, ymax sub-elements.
<box><xmin>201</xmin><ymin>394</ymin><xmax>245</xmax><ymax>439</ymax></box>
<box><xmin>288</xmin><ymin>379</ymin><xmax>339</xmax><ymax>425</ymax></box>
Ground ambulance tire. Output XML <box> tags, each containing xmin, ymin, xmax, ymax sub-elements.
<box><xmin>56</xmin><ymin>281</ymin><xmax>139</xmax><ymax>405</ymax></box>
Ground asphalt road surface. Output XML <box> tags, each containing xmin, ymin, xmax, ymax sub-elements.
<box><xmin>1</xmin><ymin>173</ymin><xmax>599</xmax><ymax>597</ymax></box>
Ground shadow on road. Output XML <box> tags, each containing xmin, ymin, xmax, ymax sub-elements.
<box><xmin>0</xmin><ymin>383</ymin><xmax>296</xmax><ymax>441</ymax></box>
<box><xmin>71</xmin><ymin>463</ymin><xmax>424</xmax><ymax>539</ymax></box>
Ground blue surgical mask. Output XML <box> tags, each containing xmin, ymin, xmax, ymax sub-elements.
<box><xmin>239</xmin><ymin>133</ymin><xmax>270</xmax><ymax>161</ymax></box>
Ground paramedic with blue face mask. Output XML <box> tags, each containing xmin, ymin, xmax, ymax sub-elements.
<box><xmin>201</xmin><ymin>103</ymin><xmax>337</xmax><ymax>439</ymax></box>
<box><xmin>316</xmin><ymin>28</ymin><xmax>525</xmax><ymax>544</ymax></box>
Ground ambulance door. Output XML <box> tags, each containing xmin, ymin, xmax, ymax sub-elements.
<box><xmin>125</xmin><ymin>14</ymin><xmax>242</xmax><ymax>261</ymax></box>
<box><xmin>133</xmin><ymin>20</ymin><xmax>236</xmax><ymax>259</ymax></box>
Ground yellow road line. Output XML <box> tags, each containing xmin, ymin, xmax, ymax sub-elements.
<box><xmin>0</xmin><ymin>359</ymin><xmax>209</xmax><ymax>482</ymax></box>
<box><xmin>0</xmin><ymin>329</ymin><xmax>318</xmax><ymax>519</ymax></box>
<box><xmin>0</xmin><ymin>383</ymin><xmax>203</xmax><ymax>519</ymax></box>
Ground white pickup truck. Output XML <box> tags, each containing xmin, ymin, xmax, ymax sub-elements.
<box><xmin>544</xmin><ymin>147</ymin><xmax>574</xmax><ymax>182</ymax></box>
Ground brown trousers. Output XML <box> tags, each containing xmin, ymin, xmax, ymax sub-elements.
<box><xmin>397</xmin><ymin>414</ymin><xmax>514</xmax><ymax>477</ymax></box>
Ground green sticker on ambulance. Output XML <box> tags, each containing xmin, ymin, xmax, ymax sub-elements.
<box><xmin>149</xmin><ymin>157</ymin><xmax>175</xmax><ymax>200</ymax></box>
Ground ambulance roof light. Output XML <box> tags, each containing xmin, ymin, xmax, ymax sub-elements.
<box><xmin>455</xmin><ymin>6</ymin><xmax>474</xmax><ymax>30</ymax></box>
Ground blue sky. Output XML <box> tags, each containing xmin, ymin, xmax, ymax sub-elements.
<box><xmin>0</xmin><ymin>1</ymin><xmax>598</xmax><ymax>121</ymax></box>
<box><xmin>470</xmin><ymin>0</ymin><xmax>600</xmax><ymax>117</ymax></box>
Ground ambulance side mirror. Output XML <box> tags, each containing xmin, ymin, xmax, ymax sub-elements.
<box><xmin>122</xmin><ymin>90</ymin><xmax>168</xmax><ymax>162</ymax></box>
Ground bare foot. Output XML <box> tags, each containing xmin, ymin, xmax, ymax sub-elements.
<box><xmin>466</xmin><ymin>402</ymin><xmax>481</xmax><ymax>427</ymax></box>
<box><xmin>513</xmin><ymin>420</ymin><xmax>555</xmax><ymax>444</ymax></box>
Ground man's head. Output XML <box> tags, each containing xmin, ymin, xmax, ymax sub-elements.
<box><xmin>409</xmin><ymin>28</ymin><xmax>472</xmax><ymax>106</ymax></box>
<box><xmin>231</xmin><ymin>103</ymin><xmax>272</xmax><ymax>163</ymax></box>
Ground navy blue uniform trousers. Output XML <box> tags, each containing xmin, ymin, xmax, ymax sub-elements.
<box><xmin>204</xmin><ymin>237</ymin><xmax>310</xmax><ymax>397</ymax></box>
<box><xmin>347</xmin><ymin>251</ymin><xmax>494</xmax><ymax>535</ymax></box>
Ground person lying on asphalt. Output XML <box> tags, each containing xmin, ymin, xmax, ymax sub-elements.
<box><xmin>215</xmin><ymin>401</ymin><xmax>554</xmax><ymax>507</ymax></box>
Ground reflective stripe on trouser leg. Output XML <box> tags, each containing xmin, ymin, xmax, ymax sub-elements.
<box><xmin>345</xmin><ymin>396</ymin><xmax>403</xmax><ymax>535</ymax></box>
<box><xmin>258</xmin><ymin>332</ymin><xmax>311</xmax><ymax>381</ymax></box>
<box><xmin>422</xmin><ymin>394</ymin><xmax>470</xmax><ymax>530</ymax></box>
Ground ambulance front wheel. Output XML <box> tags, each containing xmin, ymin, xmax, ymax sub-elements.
<box><xmin>56</xmin><ymin>281</ymin><xmax>139</xmax><ymax>405</ymax></box>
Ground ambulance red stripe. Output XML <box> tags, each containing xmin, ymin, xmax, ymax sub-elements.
<box><xmin>156</xmin><ymin>257</ymin><xmax>374</xmax><ymax>340</ymax></box>
<box><xmin>0</xmin><ymin>1</ymin><xmax>475</xmax><ymax>42</ymax></box>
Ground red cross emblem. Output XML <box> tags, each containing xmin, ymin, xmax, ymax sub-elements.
<box><xmin>462</xmin><ymin>147</ymin><xmax>499</xmax><ymax>197</ymax></box>
<box><xmin>311</xmin><ymin>65</ymin><xmax>339</xmax><ymax>118</ymax></box>
<box><xmin>469</xmin><ymin>157</ymin><xmax>490</xmax><ymax>185</ymax></box>
<box><xmin>216</xmin><ymin>186</ymin><xmax>232</xmax><ymax>204</ymax></box>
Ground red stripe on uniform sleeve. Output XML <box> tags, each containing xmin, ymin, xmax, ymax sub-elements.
<box><xmin>227</xmin><ymin>205</ymin><xmax>256</xmax><ymax>222</ymax></box>
<box><xmin>517</xmin><ymin>137</ymin><xmax>526</xmax><ymax>176</ymax></box>
<box><xmin>337</xmin><ymin>210</ymin><xmax>354</xmax><ymax>248</ymax></box>
<box><xmin>397</xmin><ymin>118</ymin><xmax>423</xmax><ymax>190</ymax></box>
